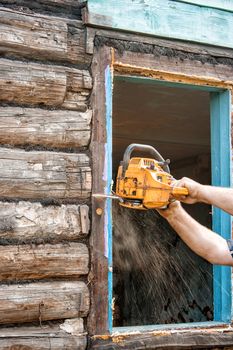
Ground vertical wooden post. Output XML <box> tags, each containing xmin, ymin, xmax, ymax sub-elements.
<box><xmin>88</xmin><ymin>46</ymin><xmax>113</xmax><ymax>335</ymax></box>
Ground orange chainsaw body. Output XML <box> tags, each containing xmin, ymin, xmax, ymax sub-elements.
<box><xmin>116</xmin><ymin>156</ymin><xmax>188</xmax><ymax>210</ymax></box>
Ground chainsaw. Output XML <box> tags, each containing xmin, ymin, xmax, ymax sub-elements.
<box><xmin>93</xmin><ymin>144</ymin><xmax>188</xmax><ymax>210</ymax></box>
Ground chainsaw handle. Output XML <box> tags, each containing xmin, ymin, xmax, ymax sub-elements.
<box><xmin>171</xmin><ymin>186</ymin><xmax>189</xmax><ymax>199</ymax></box>
<box><xmin>122</xmin><ymin>143</ymin><xmax>170</xmax><ymax>176</ymax></box>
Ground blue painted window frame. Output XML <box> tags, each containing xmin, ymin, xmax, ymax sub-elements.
<box><xmin>106</xmin><ymin>73</ymin><xmax>232</xmax><ymax>332</ymax></box>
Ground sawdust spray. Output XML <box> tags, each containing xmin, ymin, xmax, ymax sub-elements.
<box><xmin>112</xmin><ymin>201</ymin><xmax>213</xmax><ymax>326</ymax></box>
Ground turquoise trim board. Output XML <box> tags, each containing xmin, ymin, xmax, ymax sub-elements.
<box><xmin>105</xmin><ymin>65</ymin><xmax>113</xmax><ymax>333</ymax></box>
<box><xmin>177</xmin><ymin>0</ymin><xmax>233</xmax><ymax>12</ymax></box>
<box><xmin>87</xmin><ymin>0</ymin><xmax>233</xmax><ymax>49</ymax></box>
<box><xmin>114</xmin><ymin>321</ymin><xmax>226</xmax><ymax>333</ymax></box>
<box><xmin>106</xmin><ymin>75</ymin><xmax>232</xmax><ymax>330</ymax></box>
<box><xmin>210</xmin><ymin>91</ymin><xmax>232</xmax><ymax>322</ymax></box>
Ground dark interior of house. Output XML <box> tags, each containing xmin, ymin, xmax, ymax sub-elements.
<box><xmin>112</xmin><ymin>76</ymin><xmax>213</xmax><ymax>327</ymax></box>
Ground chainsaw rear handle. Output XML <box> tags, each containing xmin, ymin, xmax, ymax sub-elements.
<box><xmin>171</xmin><ymin>186</ymin><xmax>189</xmax><ymax>199</ymax></box>
<box><xmin>122</xmin><ymin>143</ymin><xmax>170</xmax><ymax>176</ymax></box>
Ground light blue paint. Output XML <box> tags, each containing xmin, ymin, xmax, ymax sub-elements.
<box><xmin>210</xmin><ymin>90</ymin><xmax>232</xmax><ymax>322</ymax></box>
<box><xmin>87</xmin><ymin>0</ymin><xmax>233</xmax><ymax>49</ymax></box>
<box><xmin>114</xmin><ymin>321</ymin><xmax>226</xmax><ymax>333</ymax></box>
<box><xmin>103</xmin><ymin>143</ymin><xmax>109</xmax><ymax>258</ymax></box>
<box><xmin>106</xmin><ymin>74</ymin><xmax>232</xmax><ymax>331</ymax></box>
<box><xmin>177</xmin><ymin>0</ymin><xmax>233</xmax><ymax>12</ymax></box>
<box><xmin>105</xmin><ymin>65</ymin><xmax>113</xmax><ymax>333</ymax></box>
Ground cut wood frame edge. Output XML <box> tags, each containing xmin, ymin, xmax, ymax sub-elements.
<box><xmin>91</xmin><ymin>326</ymin><xmax>233</xmax><ymax>349</ymax></box>
<box><xmin>113</xmin><ymin>62</ymin><xmax>233</xmax><ymax>90</ymax></box>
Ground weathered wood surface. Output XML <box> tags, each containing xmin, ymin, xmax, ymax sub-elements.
<box><xmin>0</xmin><ymin>59</ymin><xmax>92</xmax><ymax>110</ymax></box>
<box><xmin>0</xmin><ymin>281</ymin><xmax>89</xmax><ymax>324</ymax></box>
<box><xmin>91</xmin><ymin>329</ymin><xmax>233</xmax><ymax>349</ymax></box>
<box><xmin>0</xmin><ymin>7</ymin><xmax>91</xmax><ymax>64</ymax></box>
<box><xmin>0</xmin><ymin>202</ymin><xmax>89</xmax><ymax>243</ymax></box>
<box><xmin>0</xmin><ymin>318</ymin><xmax>86</xmax><ymax>349</ymax></box>
<box><xmin>88</xmin><ymin>46</ymin><xmax>112</xmax><ymax>335</ymax></box>
<box><xmin>0</xmin><ymin>0</ymin><xmax>86</xmax><ymax>6</ymax></box>
<box><xmin>0</xmin><ymin>242</ymin><xmax>88</xmax><ymax>281</ymax></box>
<box><xmin>0</xmin><ymin>148</ymin><xmax>91</xmax><ymax>200</ymax></box>
<box><xmin>114</xmin><ymin>50</ymin><xmax>233</xmax><ymax>83</ymax></box>
<box><xmin>0</xmin><ymin>0</ymin><xmax>86</xmax><ymax>19</ymax></box>
<box><xmin>0</xmin><ymin>107</ymin><xmax>92</xmax><ymax>148</ymax></box>
<box><xmin>87</xmin><ymin>26</ymin><xmax>233</xmax><ymax>59</ymax></box>
<box><xmin>0</xmin><ymin>319</ymin><xmax>86</xmax><ymax>349</ymax></box>
<box><xmin>177</xmin><ymin>0</ymin><xmax>233</xmax><ymax>12</ymax></box>
<box><xmin>86</xmin><ymin>0</ymin><xmax>233</xmax><ymax>49</ymax></box>
<box><xmin>62</xmin><ymin>90</ymin><xmax>90</xmax><ymax>111</ymax></box>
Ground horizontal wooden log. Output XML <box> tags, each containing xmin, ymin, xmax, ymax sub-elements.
<box><xmin>0</xmin><ymin>148</ymin><xmax>91</xmax><ymax>200</ymax></box>
<box><xmin>0</xmin><ymin>202</ymin><xmax>90</xmax><ymax>243</ymax></box>
<box><xmin>0</xmin><ymin>242</ymin><xmax>88</xmax><ymax>281</ymax></box>
<box><xmin>0</xmin><ymin>0</ymin><xmax>86</xmax><ymax>17</ymax></box>
<box><xmin>91</xmin><ymin>329</ymin><xmax>233</xmax><ymax>349</ymax></box>
<box><xmin>0</xmin><ymin>281</ymin><xmax>89</xmax><ymax>324</ymax></box>
<box><xmin>0</xmin><ymin>319</ymin><xmax>86</xmax><ymax>349</ymax></box>
<box><xmin>0</xmin><ymin>7</ymin><xmax>91</xmax><ymax>64</ymax></box>
<box><xmin>0</xmin><ymin>107</ymin><xmax>92</xmax><ymax>148</ymax></box>
<box><xmin>1</xmin><ymin>0</ymin><xmax>86</xmax><ymax>6</ymax></box>
<box><xmin>0</xmin><ymin>59</ymin><xmax>92</xmax><ymax>110</ymax></box>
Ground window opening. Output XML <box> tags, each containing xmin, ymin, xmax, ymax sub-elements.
<box><xmin>111</xmin><ymin>76</ymin><xmax>231</xmax><ymax>328</ymax></box>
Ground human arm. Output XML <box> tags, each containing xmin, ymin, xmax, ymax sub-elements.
<box><xmin>158</xmin><ymin>202</ymin><xmax>233</xmax><ymax>266</ymax></box>
<box><xmin>177</xmin><ymin>177</ymin><xmax>233</xmax><ymax>216</ymax></box>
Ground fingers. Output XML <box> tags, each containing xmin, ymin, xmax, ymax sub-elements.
<box><xmin>173</xmin><ymin>177</ymin><xmax>201</xmax><ymax>204</ymax></box>
<box><xmin>176</xmin><ymin>177</ymin><xmax>191</xmax><ymax>188</ymax></box>
<box><xmin>157</xmin><ymin>201</ymin><xmax>182</xmax><ymax>219</ymax></box>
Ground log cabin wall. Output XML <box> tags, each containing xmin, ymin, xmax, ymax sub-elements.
<box><xmin>1</xmin><ymin>0</ymin><xmax>233</xmax><ymax>349</ymax></box>
<box><xmin>0</xmin><ymin>0</ymin><xmax>92</xmax><ymax>349</ymax></box>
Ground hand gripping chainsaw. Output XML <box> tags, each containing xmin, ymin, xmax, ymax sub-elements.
<box><xmin>94</xmin><ymin>144</ymin><xmax>188</xmax><ymax>210</ymax></box>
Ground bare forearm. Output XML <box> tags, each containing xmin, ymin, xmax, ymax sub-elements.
<box><xmin>177</xmin><ymin>177</ymin><xmax>233</xmax><ymax>215</ymax></box>
<box><xmin>166</xmin><ymin>205</ymin><xmax>233</xmax><ymax>266</ymax></box>
<box><xmin>199</xmin><ymin>185</ymin><xmax>233</xmax><ymax>216</ymax></box>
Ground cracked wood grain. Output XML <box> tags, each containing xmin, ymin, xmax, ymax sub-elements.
<box><xmin>0</xmin><ymin>242</ymin><xmax>89</xmax><ymax>281</ymax></box>
<box><xmin>0</xmin><ymin>148</ymin><xmax>91</xmax><ymax>200</ymax></box>
<box><xmin>0</xmin><ymin>107</ymin><xmax>92</xmax><ymax>148</ymax></box>
<box><xmin>0</xmin><ymin>202</ymin><xmax>89</xmax><ymax>242</ymax></box>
